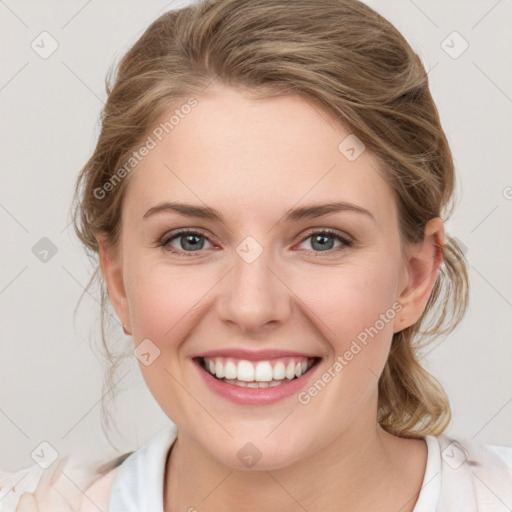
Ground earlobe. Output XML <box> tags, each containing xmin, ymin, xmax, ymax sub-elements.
<box><xmin>97</xmin><ymin>233</ymin><xmax>132</xmax><ymax>334</ymax></box>
<box><xmin>392</xmin><ymin>218</ymin><xmax>445</xmax><ymax>332</ymax></box>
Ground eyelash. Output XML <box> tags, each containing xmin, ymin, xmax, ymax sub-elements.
<box><xmin>158</xmin><ymin>228</ymin><xmax>354</xmax><ymax>258</ymax></box>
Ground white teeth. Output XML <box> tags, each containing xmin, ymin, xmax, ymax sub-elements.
<box><xmin>202</xmin><ymin>356</ymin><xmax>316</xmax><ymax>384</ymax></box>
<box><xmin>273</xmin><ymin>361</ymin><xmax>286</xmax><ymax>380</ymax></box>
<box><xmin>224</xmin><ymin>360</ymin><xmax>237</xmax><ymax>379</ymax></box>
<box><xmin>254</xmin><ymin>361</ymin><xmax>273</xmax><ymax>381</ymax></box>
<box><xmin>224</xmin><ymin>379</ymin><xmax>288</xmax><ymax>388</ymax></box>
<box><xmin>237</xmin><ymin>360</ymin><xmax>255</xmax><ymax>381</ymax></box>
<box><xmin>285</xmin><ymin>361</ymin><xmax>295</xmax><ymax>379</ymax></box>
<box><xmin>215</xmin><ymin>360</ymin><xmax>225</xmax><ymax>379</ymax></box>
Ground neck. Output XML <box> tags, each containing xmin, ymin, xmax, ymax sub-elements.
<box><xmin>164</xmin><ymin>406</ymin><xmax>427</xmax><ymax>512</ymax></box>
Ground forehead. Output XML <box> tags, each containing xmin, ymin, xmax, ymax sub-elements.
<box><xmin>124</xmin><ymin>84</ymin><xmax>396</xmax><ymax>228</ymax></box>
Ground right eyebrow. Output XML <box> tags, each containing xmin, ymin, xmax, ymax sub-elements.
<box><xmin>143</xmin><ymin>202</ymin><xmax>224</xmax><ymax>222</ymax></box>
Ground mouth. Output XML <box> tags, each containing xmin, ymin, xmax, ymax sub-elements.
<box><xmin>195</xmin><ymin>355</ymin><xmax>321</xmax><ymax>388</ymax></box>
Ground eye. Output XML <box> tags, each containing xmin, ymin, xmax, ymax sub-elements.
<box><xmin>158</xmin><ymin>227</ymin><xmax>353</xmax><ymax>257</ymax></box>
<box><xmin>160</xmin><ymin>229</ymin><xmax>214</xmax><ymax>256</ymax></box>
<box><xmin>296</xmin><ymin>228</ymin><xmax>353</xmax><ymax>254</ymax></box>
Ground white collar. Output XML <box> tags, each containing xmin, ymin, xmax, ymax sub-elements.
<box><xmin>109</xmin><ymin>427</ymin><xmax>444</xmax><ymax>511</ymax></box>
<box><xmin>412</xmin><ymin>435</ymin><xmax>442</xmax><ymax>511</ymax></box>
<box><xmin>109</xmin><ymin>424</ymin><xmax>178</xmax><ymax>512</ymax></box>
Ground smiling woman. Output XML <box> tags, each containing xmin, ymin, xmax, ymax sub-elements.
<box><xmin>11</xmin><ymin>0</ymin><xmax>512</xmax><ymax>511</ymax></box>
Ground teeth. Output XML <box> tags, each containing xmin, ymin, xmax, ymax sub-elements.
<box><xmin>237</xmin><ymin>360</ymin><xmax>255</xmax><ymax>381</ymax></box>
<box><xmin>273</xmin><ymin>361</ymin><xmax>285</xmax><ymax>380</ymax></box>
<box><xmin>223</xmin><ymin>378</ymin><xmax>289</xmax><ymax>388</ymax></box>
<box><xmin>285</xmin><ymin>361</ymin><xmax>295</xmax><ymax>379</ymax></box>
<box><xmin>254</xmin><ymin>361</ymin><xmax>273</xmax><ymax>381</ymax></box>
<box><xmin>224</xmin><ymin>360</ymin><xmax>237</xmax><ymax>379</ymax></box>
<box><xmin>215</xmin><ymin>360</ymin><xmax>225</xmax><ymax>379</ymax></box>
<box><xmin>202</xmin><ymin>356</ymin><xmax>316</xmax><ymax>384</ymax></box>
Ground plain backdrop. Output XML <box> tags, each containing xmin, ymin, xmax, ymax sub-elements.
<box><xmin>1</xmin><ymin>0</ymin><xmax>511</xmax><ymax>471</ymax></box>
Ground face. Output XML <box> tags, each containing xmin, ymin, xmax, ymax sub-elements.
<box><xmin>99</xmin><ymin>83</ymin><xmax>441</xmax><ymax>470</ymax></box>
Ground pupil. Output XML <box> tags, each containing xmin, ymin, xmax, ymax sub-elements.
<box><xmin>182</xmin><ymin>234</ymin><xmax>204</xmax><ymax>251</ymax></box>
<box><xmin>312</xmin><ymin>234</ymin><xmax>333</xmax><ymax>251</ymax></box>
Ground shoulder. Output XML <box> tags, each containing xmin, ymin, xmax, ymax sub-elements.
<box><xmin>77</xmin><ymin>452</ymin><xmax>133</xmax><ymax>512</ymax></box>
<box><xmin>434</xmin><ymin>435</ymin><xmax>512</xmax><ymax>509</ymax></box>
<box><xmin>77</xmin><ymin>466</ymin><xmax>121</xmax><ymax>512</ymax></box>
<box><xmin>1</xmin><ymin>452</ymin><xmax>133</xmax><ymax>512</ymax></box>
<box><xmin>0</xmin><ymin>464</ymin><xmax>44</xmax><ymax>511</ymax></box>
<box><xmin>436</xmin><ymin>435</ymin><xmax>512</xmax><ymax>472</ymax></box>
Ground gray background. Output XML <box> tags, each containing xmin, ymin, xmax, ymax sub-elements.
<box><xmin>1</xmin><ymin>0</ymin><xmax>511</xmax><ymax>471</ymax></box>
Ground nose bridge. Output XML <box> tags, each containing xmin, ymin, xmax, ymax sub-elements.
<box><xmin>216</xmin><ymin>236</ymin><xmax>291</xmax><ymax>331</ymax></box>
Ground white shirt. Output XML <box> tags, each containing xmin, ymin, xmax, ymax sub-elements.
<box><xmin>109</xmin><ymin>425</ymin><xmax>512</xmax><ymax>511</ymax></box>
<box><xmin>2</xmin><ymin>425</ymin><xmax>512</xmax><ymax>511</ymax></box>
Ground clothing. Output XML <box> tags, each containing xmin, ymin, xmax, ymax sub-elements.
<box><xmin>3</xmin><ymin>425</ymin><xmax>512</xmax><ymax>511</ymax></box>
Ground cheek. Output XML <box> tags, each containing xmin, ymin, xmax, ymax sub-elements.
<box><xmin>290</xmin><ymin>258</ymin><xmax>399</xmax><ymax>364</ymax></box>
<box><xmin>123</xmin><ymin>259</ymin><xmax>216</xmax><ymax>417</ymax></box>
<box><xmin>125</xmin><ymin>262</ymin><xmax>211</xmax><ymax>341</ymax></box>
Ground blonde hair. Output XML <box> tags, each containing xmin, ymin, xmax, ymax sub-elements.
<box><xmin>72</xmin><ymin>0</ymin><xmax>469</xmax><ymax>441</ymax></box>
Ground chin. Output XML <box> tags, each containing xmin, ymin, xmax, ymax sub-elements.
<box><xmin>203</xmin><ymin>431</ymin><xmax>311</xmax><ymax>472</ymax></box>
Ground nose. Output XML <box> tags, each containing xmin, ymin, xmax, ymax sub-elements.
<box><xmin>215</xmin><ymin>245</ymin><xmax>292</xmax><ymax>335</ymax></box>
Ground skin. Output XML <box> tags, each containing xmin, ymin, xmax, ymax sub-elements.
<box><xmin>97</xmin><ymin>83</ymin><xmax>445</xmax><ymax>512</ymax></box>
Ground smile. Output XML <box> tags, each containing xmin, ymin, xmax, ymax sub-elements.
<box><xmin>198</xmin><ymin>356</ymin><xmax>320</xmax><ymax>388</ymax></box>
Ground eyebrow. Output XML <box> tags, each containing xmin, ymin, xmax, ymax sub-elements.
<box><xmin>142</xmin><ymin>201</ymin><xmax>375</xmax><ymax>223</ymax></box>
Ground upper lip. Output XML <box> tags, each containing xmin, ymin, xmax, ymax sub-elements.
<box><xmin>194</xmin><ymin>348</ymin><xmax>320</xmax><ymax>361</ymax></box>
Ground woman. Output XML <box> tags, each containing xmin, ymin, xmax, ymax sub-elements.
<box><xmin>14</xmin><ymin>0</ymin><xmax>512</xmax><ymax>510</ymax></box>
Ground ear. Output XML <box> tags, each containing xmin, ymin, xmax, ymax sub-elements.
<box><xmin>97</xmin><ymin>232</ymin><xmax>132</xmax><ymax>335</ymax></box>
<box><xmin>393</xmin><ymin>217</ymin><xmax>445</xmax><ymax>333</ymax></box>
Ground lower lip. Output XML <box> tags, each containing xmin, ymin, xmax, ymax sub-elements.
<box><xmin>194</xmin><ymin>358</ymin><xmax>320</xmax><ymax>405</ymax></box>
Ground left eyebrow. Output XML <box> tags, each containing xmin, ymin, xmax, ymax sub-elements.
<box><xmin>142</xmin><ymin>201</ymin><xmax>375</xmax><ymax>223</ymax></box>
<box><xmin>281</xmin><ymin>201</ymin><xmax>375</xmax><ymax>223</ymax></box>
